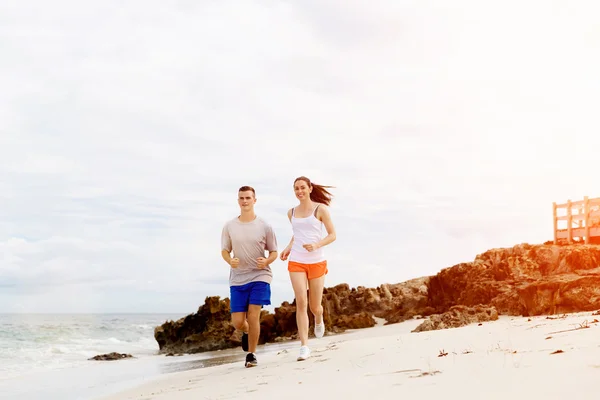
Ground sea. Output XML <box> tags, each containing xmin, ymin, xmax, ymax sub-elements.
<box><xmin>0</xmin><ymin>313</ymin><xmax>293</xmax><ymax>400</ymax></box>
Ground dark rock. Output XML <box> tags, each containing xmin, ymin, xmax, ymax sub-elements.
<box><xmin>427</xmin><ymin>243</ymin><xmax>600</xmax><ymax>316</ymax></box>
<box><xmin>154</xmin><ymin>296</ymin><xmax>236</xmax><ymax>355</ymax></box>
<box><xmin>89</xmin><ymin>352</ymin><xmax>133</xmax><ymax>361</ymax></box>
<box><xmin>412</xmin><ymin>305</ymin><xmax>499</xmax><ymax>332</ymax></box>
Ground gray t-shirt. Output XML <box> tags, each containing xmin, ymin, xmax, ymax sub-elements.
<box><xmin>221</xmin><ymin>216</ymin><xmax>278</xmax><ymax>287</ymax></box>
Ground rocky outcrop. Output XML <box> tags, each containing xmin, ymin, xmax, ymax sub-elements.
<box><xmin>412</xmin><ymin>305</ymin><xmax>499</xmax><ymax>332</ymax></box>
<box><xmin>321</xmin><ymin>278</ymin><xmax>431</xmax><ymax>329</ymax></box>
<box><xmin>427</xmin><ymin>243</ymin><xmax>600</xmax><ymax>316</ymax></box>
<box><xmin>154</xmin><ymin>296</ymin><xmax>241</xmax><ymax>354</ymax></box>
<box><xmin>154</xmin><ymin>243</ymin><xmax>600</xmax><ymax>354</ymax></box>
<box><xmin>88</xmin><ymin>352</ymin><xmax>133</xmax><ymax>361</ymax></box>
<box><xmin>154</xmin><ymin>278</ymin><xmax>432</xmax><ymax>354</ymax></box>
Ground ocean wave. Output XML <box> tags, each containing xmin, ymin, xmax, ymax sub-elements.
<box><xmin>0</xmin><ymin>313</ymin><xmax>174</xmax><ymax>380</ymax></box>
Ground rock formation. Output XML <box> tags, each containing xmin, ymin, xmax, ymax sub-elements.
<box><xmin>154</xmin><ymin>296</ymin><xmax>237</xmax><ymax>354</ymax></box>
<box><xmin>426</xmin><ymin>243</ymin><xmax>600</xmax><ymax>316</ymax></box>
<box><xmin>154</xmin><ymin>279</ymin><xmax>430</xmax><ymax>354</ymax></box>
<box><xmin>154</xmin><ymin>243</ymin><xmax>600</xmax><ymax>353</ymax></box>
<box><xmin>411</xmin><ymin>305</ymin><xmax>499</xmax><ymax>332</ymax></box>
<box><xmin>88</xmin><ymin>352</ymin><xmax>133</xmax><ymax>361</ymax></box>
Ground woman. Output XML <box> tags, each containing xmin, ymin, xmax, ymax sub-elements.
<box><xmin>280</xmin><ymin>176</ymin><xmax>337</xmax><ymax>361</ymax></box>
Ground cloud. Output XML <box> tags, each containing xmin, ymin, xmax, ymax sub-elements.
<box><xmin>1</xmin><ymin>0</ymin><xmax>600</xmax><ymax>312</ymax></box>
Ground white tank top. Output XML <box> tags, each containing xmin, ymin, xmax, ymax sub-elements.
<box><xmin>289</xmin><ymin>204</ymin><xmax>326</xmax><ymax>264</ymax></box>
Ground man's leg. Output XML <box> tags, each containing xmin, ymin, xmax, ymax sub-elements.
<box><xmin>246</xmin><ymin>304</ymin><xmax>262</xmax><ymax>353</ymax></box>
<box><xmin>247</xmin><ymin>282</ymin><xmax>271</xmax><ymax>352</ymax></box>
<box><xmin>242</xmin><ymin>282</ymin><xmax>270</xmax><ymax>368</ymax></box>
<box><xmin>231</xmin><ymin>312</ymin><xmax>248</xmax><ymax>331</ymax></box>
<box><xmin>230</xmin><ymin>285</ymin><xmax>250</xmax><ymax>352</ymax></box>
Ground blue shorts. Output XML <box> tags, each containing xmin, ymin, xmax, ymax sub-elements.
<box><xmin>230</xmin><ymin>281</ymin><xmax>271</xmax><ymax>313</ymax></box>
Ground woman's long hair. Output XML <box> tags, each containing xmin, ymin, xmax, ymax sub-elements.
<box><xmin>294</xmin><ymin>176</ymin><xmax>334</xmax><ymax>206</ymax></box>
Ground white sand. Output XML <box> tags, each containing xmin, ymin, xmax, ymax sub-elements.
<box><xmin>100</xmin><ymin>312</ymin><xmax>600</xmax><ymax>400</ymax></box>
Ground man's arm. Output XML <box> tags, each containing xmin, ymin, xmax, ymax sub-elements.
<box><xmin>257</xmin><ymin>221</ymin><xmax>279</xmax><ymax>268</ymax></box>
<box><xmin>221</xmin><ymin>224</ymin><xmax>238</xmax><ymax>267</ymax></box>
<box><xmin>221</xmin><ymin>249</ymin><xmax>232</xmax><ymax>265</ymax></box>
<box><xmin>266</xmin><ymin>250</ymin><xmax>278</xmax><ymax>264</ymax></box>
<box><xmin>223</xmin><ymin>249</ymin><xmax>239</xmax><ymax>268</ymax></box>
<box><xmin>258</xmin><ymin>249</ymin><xmax>278</xmax><ymax>269</ymax></box>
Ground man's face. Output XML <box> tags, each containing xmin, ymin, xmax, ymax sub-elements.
<box><xmin>238</xmin><ymin>190</ymin><xmax>256</xmax><ymax>211</ymax></box>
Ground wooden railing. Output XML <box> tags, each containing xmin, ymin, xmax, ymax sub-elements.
<box><xmin>553</xmin><ymin>196</ymin><xmax>600</xmax><ymax>244</ymax></box>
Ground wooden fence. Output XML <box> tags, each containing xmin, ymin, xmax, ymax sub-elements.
<box><xmin>553</xmin><ymin>196</ymin><xmax>600</xmax><ymax>244</ymax></box>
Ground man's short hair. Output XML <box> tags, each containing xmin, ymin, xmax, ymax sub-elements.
<box><xmin>238</xmin><ymin>186</ymin><xmax>255</xmax><ymax>196</ymax></box>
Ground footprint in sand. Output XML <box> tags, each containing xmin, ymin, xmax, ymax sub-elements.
<box><xmin>314</xmin><ymin>343</ymin><xmax>339</xmax><ymax>353</ymax></box>
<box><xmin>365</xmin><ymin>368</ymin><xmax>421</xmax><ymax>377</ymax></box>
<box><xmin>410</xmin><ymin>370</ymin><xmax>442</xmax><ymax>378</ymax></box>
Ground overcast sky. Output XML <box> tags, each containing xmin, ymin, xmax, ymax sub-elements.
<box><xmin>2</xmin><ymin>0</ymin><xmax>599</xmax><ymax>313</ymax></box>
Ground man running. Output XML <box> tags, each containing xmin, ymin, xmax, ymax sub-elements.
<box><xmin>221</xmin><ymin>185</ymin><xmax>278</xmax><ymax>367</ymax></box>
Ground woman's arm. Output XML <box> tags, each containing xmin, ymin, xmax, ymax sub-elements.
<box><xmin>316</xmin><ymin>205</ymin><xmax>336</xmax><ymax>248</ymax></box>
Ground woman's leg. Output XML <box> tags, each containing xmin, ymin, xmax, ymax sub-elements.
<box><xmin>289</xmin><ymin>271</ymin><xmax>309</xmax><ymax>346</ymax></box>
<box><xmin>308</xmin><ymin>274</ymin><xmax>325</xmax><ymax>325</ymax></box>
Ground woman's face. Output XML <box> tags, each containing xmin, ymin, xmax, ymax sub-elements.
<box><xmin>294</xmin><ymin>179</ymin><xmax>312</xmax><ymax>200</ymax></box>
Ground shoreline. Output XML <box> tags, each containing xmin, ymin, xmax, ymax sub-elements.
<box><xmin>99</xmin><ymin>312</ymin><xmax>600</xmax><ymax>400</ymax></box>
<box><xmin>0</xmin><ymin>337</ymin><xmax>305</xmax><ymax>400</ymax></box>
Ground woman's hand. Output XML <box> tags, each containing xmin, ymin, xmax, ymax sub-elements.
<box><xmin>302</xmin><ymin>243</ymin><xmax>320</xmax><ymax>252</ymax></box>
<box><xmin>280</xmin><ymin>247</ymin><xmax>291</xmax><ymax>261</ymax></box>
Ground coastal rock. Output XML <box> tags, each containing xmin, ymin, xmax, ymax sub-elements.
<box><xmin>153</xmin><ymin>279</ymin><xmax>430</xmax><ymax>354</ymax></box>
<box><xmin>427</xmin><ymin>244</ymin><xmax>600</xmax><ymax>316</ymax></box>
<box><xmin>154</xmin><ymin>296</ymin><xmax>236</xmax><ymax>354</ymax></box>
<box><xmin>88</xmin><ymin>352</ymin><xmax>133</xmax><ymax>361</ymax></box>
<box><xmin>411</xmin><ymin>305</ymin><xmax>499</xmax><ymax>332</ymax></box>
<box><xmin>154</xmin><ymin>243</ymin><xmax>600</xmax><ymax>354</ymax></box>
<box><xmin>319</xmin><ymin>279</ymin><xmax>431</xmax><ymax>329</ymax></box>
<box><xmin>372</xmin><ymin>279</ymin><xmax>433</xmax><ymax>324</ymax></box>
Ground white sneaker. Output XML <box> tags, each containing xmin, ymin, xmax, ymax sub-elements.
<box><xmin>314</xmin><ymin>321</ymin><xmax>325</xmax><ymax>338</ymax></box>
<box><xmin>297</xmin><ymin>345</ymin><xmax>311</xmax><ymax>361</ymax></box>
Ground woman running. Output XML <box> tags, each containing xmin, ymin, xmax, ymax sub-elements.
<box><xmin>280</xmin><ymin>176</ymin><xmax>337</xmax><ymax>361</ymax></box>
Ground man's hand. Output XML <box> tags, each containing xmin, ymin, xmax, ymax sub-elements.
<box><xmin>280</xmin><ymin>247</ymin><xmax>291</xmax><ymax>261</ymax></box>
<box><xmin>257</xmin><ymin>257</ymin><xmax>269</xmax><ymax>269</ymax></box>
<box><xmin>302</xmin><ymin>243</ymin><xmax>320</xmax><ymax>252</ymax></box>
<box><xmin>230</xmin><ymin>257</ymin><xmax>240</xmax><ymax>268</ymax></box>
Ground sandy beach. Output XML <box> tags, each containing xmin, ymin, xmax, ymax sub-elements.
<box><xmin>99</xmin><ymin>311</ymin><xmax>600</xmax><ymax>400</ymax></box>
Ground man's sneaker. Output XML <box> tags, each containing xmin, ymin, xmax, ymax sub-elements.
<box><xmin>245</xmin><ymin>352</ymin><xmax>257</xmax><ymax>368</ymax></box>
<box><xmin>314</xmin><ymin>320</ymin><xmax>325</xmax><ymax>338</ymax></box>
<box><xmin>297</xmin><ymin>345</ymin><xmax>311</xmax><ymax>361</ymax></box>
<box><xmin>241</xmin><ymin>332</ymin><xmax>248</xmax><ymax>352</ymax></box>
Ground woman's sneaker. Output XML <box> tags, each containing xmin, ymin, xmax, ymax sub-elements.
<box><xmin>245</xmin><ymin>352</ymin><xmax>257</xmax><ymax>368</ymax></box>
<box><xmin>297</xmin><ymin>345</ymin><xmax>311</xmax><ymax>361</ymax></box>
<box><xmin>314</xmin><ymin>321</ymin><xmax>325</xmax><ymax>338</ymax></box>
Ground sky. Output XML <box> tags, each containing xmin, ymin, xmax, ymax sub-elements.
<box><xmin>1</xmin><ymin>0</ymin><xmax>600</xmax><ymax>313</ymax></box>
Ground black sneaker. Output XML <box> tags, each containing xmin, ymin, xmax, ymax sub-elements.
<box><xmin>245</xmin><ymin>352</ymin><xmax>257</xmax><ymax>368</ymax></box>
<box><xmin>241</xmin><ymin>332</ymin><xmax>248</xmax><ymax>352</ymax></box>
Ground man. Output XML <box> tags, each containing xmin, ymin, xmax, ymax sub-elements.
<box><xmin>221</xmin><ymin>185</ymin><xmax>278</xmax><ymax>368</ymax></box>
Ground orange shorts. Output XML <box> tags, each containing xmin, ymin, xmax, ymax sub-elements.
<box><xmin>287</xmin><ymin>260</ymin><xmax>328</xmax><ymax>280</ymax></box>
